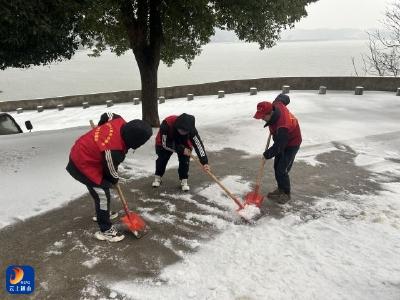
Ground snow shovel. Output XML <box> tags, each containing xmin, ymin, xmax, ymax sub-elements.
<box><xmin>115</xmin><ymin>183</ymin><xmax>148</xmax><ymax>238</ymax></box>
<box><xmin>89</xmin><ymin>120</ymin><xmax>148</xmax><ymax>238</ymax></box>
<box><xmin>244</xmin><ymin>133</ymin><xmax>272</xmax><ymax>207</ymax></box>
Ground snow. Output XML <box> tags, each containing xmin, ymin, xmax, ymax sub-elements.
<box><xmin>138</xmin><ymin>209</ymin><xmax>177</xmax><ymax>225</ymax></box>
<box><xmin>82</xmin><ymin>257</ymin><xmax>101</xmax><ymax>269</ymax></box>
<box><xmin>196</xmin><ymin>175</ymin><xmax>251</xmax><ymax>210</ymax></box>
<box><xmin>237</xmin><ymin>204</ymin><xmax>261</xmax><ymax>220</ymax></box>
<box><xmin>109</xmin><ymin>189</ymin><xmax>400</xmax><ymax>300</ymax></box>
<box><xmin>0</xmin><ymin>127</ymin><xmax>88</xmax><ymax>228</ymax></box>
<box><xmin>2</xmin><ymin>90</ymin><xmax>400</xmax><ymax>299</ymax></box>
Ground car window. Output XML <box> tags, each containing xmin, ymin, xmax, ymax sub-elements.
<box><xmin>0</xmin><ymin>114</ymin><xmax>21</xmax><ymax>134</ymax></box>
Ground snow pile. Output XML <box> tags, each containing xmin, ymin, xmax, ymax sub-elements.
<box><xmin>237</xmin><ymin>204</ymin><xmax>261</xmax><ymax>221</ymax></box>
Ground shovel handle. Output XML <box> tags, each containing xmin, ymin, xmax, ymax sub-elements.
<box><xmin>115</xmin><ymin>183</ymin><xmax>132</xmax><ymax>217</ymax></box>
<box><xmin>190</xmin><ymin>154</ymin><xmax>244</xmax><ymax>209</ymax></box>
<box><xmin>254</xmin><ymin>133</ymin><xmax>272</xmax><ymax>193</ymax></box>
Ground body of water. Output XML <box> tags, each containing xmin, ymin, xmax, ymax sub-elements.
<box><xmin>0</xmin><ymin>40</ymin><xmax>369</xmax><ymax>101</ymax></box>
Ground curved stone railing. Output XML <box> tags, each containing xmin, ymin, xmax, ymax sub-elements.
<box><xmin>1</xmin><ymin>76</ymin><xmax>399</xmax><ymax>112</ymax></box>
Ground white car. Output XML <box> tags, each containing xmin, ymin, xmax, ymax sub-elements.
<box><xmin>0</xmin><ymin>112</ymin><xmax>32</xmax><ymax>135</ymax></box>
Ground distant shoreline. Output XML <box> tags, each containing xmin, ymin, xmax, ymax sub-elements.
<box><xmin>210</xmin><ymin>28</ymin><xmax>371</xmax><ymax>43</ymax></box>
<box><xmin>209</xmin><ymin>39</ymin><xmax>369</xmax><ymax>44</ymax></box>
<box><xmin>0</xmin><ymin>40</ymin><xmax>369</xmax><ymax>101</ymax></box>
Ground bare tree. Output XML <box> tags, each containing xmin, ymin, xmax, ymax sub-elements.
<box><xmin>356</xmin><ymin>0</ymin><xmax>400</xmax><ymax>77</ymax></box>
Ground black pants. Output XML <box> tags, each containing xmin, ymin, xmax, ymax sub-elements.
<box><xmin>274</xmin><ymin>146</ymin><xmax>299</xmax><ymax>194</ymax></box>
<box><xmin>155</xmin><ymin>146</ymin><xmax>190</xmax><ymax>179</ymax></box>
<box><xmin>66</xmin><ymin>159</ymin><xmax>112</xmax><ymax>232</ymax></box>
<box><xmin>87</xmin><ymin>186</ymin><xmax>112</xmax><ymax>232</ymax></box>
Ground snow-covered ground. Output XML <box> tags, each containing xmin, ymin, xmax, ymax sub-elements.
<box><xmin>2</xmin><ymin>90</ymin><xmax>400</xmax><ymax>299</ymax></box>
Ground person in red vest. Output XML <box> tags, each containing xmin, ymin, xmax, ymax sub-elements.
<box><xmin>66</xmin><ymin>113</ymin><xmax>152</xmax><ymax>242</ymax></box>
<box><xmin>152</xmin><ymin>113</ymin><xmax>210</xmax><ymax>191</ymax></box>
<box><xmin>253</xmin><ymin>94</ymin><xmax>302</xmax><ymax>204</ymax></box>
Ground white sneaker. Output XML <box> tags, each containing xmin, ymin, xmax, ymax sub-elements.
<box><xmin>92</xmin><ymin>211</ymin><xmax>118</xmax><ymax>222</ymax></box>
<box><xmin>181</xmin><ymin>179</ymin><xmax>190</xmax><ymax>191</ymax></box>
<box><xmin>94</xmin><ymin>225</ymin><xmax>125</xmax><ymax>242</ymax></box>
<box><xmin>152</xmin><ymin>175</ymin><xmax>162</xmax><ymax>187</ymax></box>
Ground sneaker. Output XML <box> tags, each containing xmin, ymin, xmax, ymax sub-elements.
<box><xmin>94</xmin><ymin>225</ymin><xmax>125</xmax><ymax>242</ymax></box>
<box><xmin>267</xmin><ymin>188</ymin><xmax>284</xmax><ymax>199</ymax></box>
<box><xmin>152</xmin><ymin>175</ymin><xmax>162</xmax><ymax>187</ymax></box>
<box><xmin>92</xmin><ymin>211</ymin><xmax>118</xmax><ymax>222</ymax></box>
<box><xmin>181</xmin><ymin>179</ymin><xmax>190</xmax><ymax>191</ymax></box>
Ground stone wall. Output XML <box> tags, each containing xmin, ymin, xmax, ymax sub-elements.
<box><xmin>1</xmin><ymin>76</ymin><xmax>399</xmax><ymax>112</ymax></box>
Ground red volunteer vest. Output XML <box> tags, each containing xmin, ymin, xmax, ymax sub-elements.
<box><xmin>269</xmin><ymin>102</ymin><xmax>302</xmax><ymax>147</ymax></box>
<box><xmin>155</xmin><ymin>115</ymin><xmax>192</xmax><ymax>148</ymax></box>
<box><xmin>70</xmin><ymin>118</ymin><xmax>127</xmax><ymax>185</ymax></box>
<box><xmin>155</xmin><ymin>115</ymin><xmax>177</xmax><ymax>145</ymax></box>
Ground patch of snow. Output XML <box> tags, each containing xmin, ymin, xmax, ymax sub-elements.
<box><xmin>82</xmin><ymin>257</ymin><xmax>101</xmax><ymax>269</ymax></box>
<box><xmin>237</xmin><ymin>204</ymin><xmax>261</xmax><ymax>220</ymax></box>
<box><xmin>173</xmin><ymin>235</ymin><xmax>201</xmax><ymax>250</ymax></box>
<box><xmin>162</xmin><ymin>192</ymin><xmax>230</xmax><ymax>218</ymax></box>
<box><xmin>53</xmin><ymin>240</ymin><xmax>65</xmax><ymax>248</ymax></box>
<box><xmin>138</xmin><ymin>210</ymin><xmax>176</xmax><ymax>224</ymax></box>
<box><xmin>185</xmin><ymin>212</ymin><xmax>229</xmax><ymax>230</ymax></box>
<box><xmin>197</xmin><ymin>175</ymin><xmax>251</xmax><ymax>211</ymax></box>
<box><xmin>45</xmin><ymin>250</ymin><xmax>62</xmax><ymax>256</ymax></box>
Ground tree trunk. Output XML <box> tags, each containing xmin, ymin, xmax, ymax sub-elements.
<box><xmin>121</xmin><ymin>0</ymin><xmax>163</xmax><ymax>127</ymax></box>
<box><xmin>136</xmin><ymin>54</ymin><xmax>160</xmax><ymax>127</ymax></box>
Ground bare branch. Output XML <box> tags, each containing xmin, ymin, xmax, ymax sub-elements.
<box><xmin>351</xmin><ymin>56</ymin><xmax>359</xmax><ymax>76</ymax></box>
<box><xmin>358</xmin><ymin>0</ymin><xmax>400</xmax><ymax>77</ymax></box>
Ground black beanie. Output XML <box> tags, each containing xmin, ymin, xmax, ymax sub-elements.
<box><xmin>275</xmin><ymin>93</ymin><xmax>290</xmax><ymax>106</ymax></box>
<box><xmin>174</xmin><ymin>113</ymin><xmax>195</xmax><ymax>134</ymax></box>
<box><xmin>121</xmin><ymin>119</ymin><xmax>152</xmax><ymax>149</ymax></box>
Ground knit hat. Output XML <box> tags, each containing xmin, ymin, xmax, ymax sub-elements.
<box><xmin>253</xmin><ymin>101</ymin><xmax>273</xmax><ymax>119</ymax></box>
<box><xmin>174</xmin><ymin>113</ymin><xmax>195</xmax><ymax>134</ymax></box>
<box><xmin>121</xmin><ymin>119</ymin><xmax>152</xmax><ymax>149</ymax></box>
<box><xmin>274</xmin><ymin>93</ymin><xmax>290</xmax><ymax>106</ymax></box>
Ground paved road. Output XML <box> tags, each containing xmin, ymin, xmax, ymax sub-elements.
<box><xmin>1</xmin><ymin>134</ymin><xmax>397</xmax><ymax>299</ymax></box>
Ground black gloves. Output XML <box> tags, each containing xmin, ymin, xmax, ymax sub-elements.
<box><xmin>176</xmin><ymin>144</ymin><xmax>185</xmax><ymax>155</ymax></box>
<box><xmin>263</xmin><ymin>149</ymin><xmax>273</xmax><ymax>160</ymax></box>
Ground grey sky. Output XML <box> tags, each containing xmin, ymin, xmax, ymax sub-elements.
<box><xmin>296</xmin><ymin>0</ymin><xmax>391</xmax><ymax>29</ymax></box>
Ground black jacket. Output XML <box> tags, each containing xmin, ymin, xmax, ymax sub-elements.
<box><xmin>159</xmin><ymin>113</ymin><xmax>208</xmax><ymax>165</ymax></box>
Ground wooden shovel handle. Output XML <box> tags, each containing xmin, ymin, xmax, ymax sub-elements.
<box><xmin>190</xmin><ymin>154</ymin><xmax>244</xmax><ymax>209</ymax></box>
<box><xmin>115</xmin><ymin>183</ymin><xmax>131</xmax><ymax>217</ymax></box>
<box><xmin>254</xmin><ymin>133</ymin><xmax>272</xmax><ymax>193</ymax></box>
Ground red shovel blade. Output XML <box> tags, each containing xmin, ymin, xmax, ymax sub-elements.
<box><xmin>244</xmin><ymin>191</ymin><xmax>264</xmax><ymax>208</ymax></box>
<box><xmin>121</xmin><ymin>212</ymin><xmax>148</xmax><ymax>238</ymax></box>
